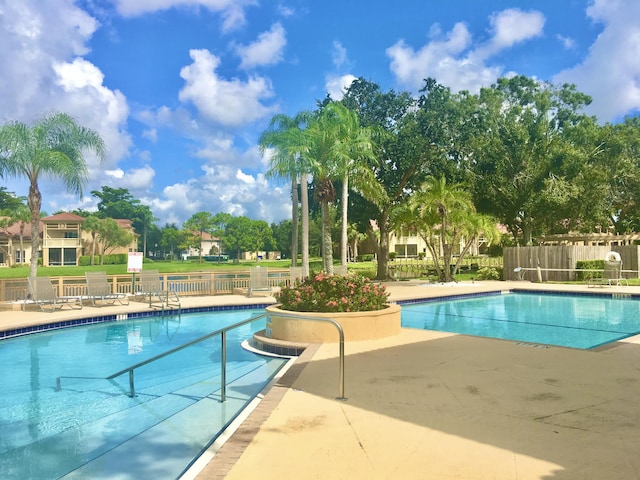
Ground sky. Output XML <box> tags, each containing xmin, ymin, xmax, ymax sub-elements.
<box><xmin>1</xmin><ymin>0</ymin><xmax>639</xmax><ymax>228</ymax></box>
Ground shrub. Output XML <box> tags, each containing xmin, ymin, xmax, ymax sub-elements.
<box><xmin>576</xmin><ymin>260</ymin><xmax>604</xmax><ymax>281</ymax></box>
<box><xmin>476</xmin><ymin>267</ymin><xmax>501</xmax><ymax>281</ymax></box>
<box><xmin>276</xmin><ymin>271</ymin><xmax>389</xmax><ymax>313</ymax></box>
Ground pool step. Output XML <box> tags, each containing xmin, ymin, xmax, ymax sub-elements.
<box><xmin>0</xmin><ymin>359</ymin><xmax>284</xmax><ymax>479</ymax></box>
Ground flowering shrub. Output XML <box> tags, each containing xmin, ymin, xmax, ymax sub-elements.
<box><xmin>276</xmin><ymin>271</ymin><xmax>389</xmax><ymax>313</ymax></box>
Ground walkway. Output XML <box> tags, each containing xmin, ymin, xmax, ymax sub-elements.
<box><xmin>4</xmin><ymin>281</ymin><xmax>640</xmax><ymax>479</ymax></box>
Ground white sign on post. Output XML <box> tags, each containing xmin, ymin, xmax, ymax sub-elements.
<box><xmin>127</xmin><ymin>252</ymin><xmax>143</xmax><ymax>273</ymax></box>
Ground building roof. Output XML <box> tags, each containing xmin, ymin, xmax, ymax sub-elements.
<box><xmin>42</xmin><ymin>212</ymin><xmax>85</xmax><ymax>222</ymax></box>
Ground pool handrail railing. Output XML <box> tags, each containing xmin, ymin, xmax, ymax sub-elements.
<box><xmin>55</xmin><ymin>311</ymin><xmax>347</xmax><ymax>401</ymax></box>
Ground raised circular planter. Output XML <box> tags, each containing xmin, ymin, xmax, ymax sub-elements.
<box><xmin>265</xmin><ymin>303</ymin><xmax>402</xmax><ymax>343</ymax></box>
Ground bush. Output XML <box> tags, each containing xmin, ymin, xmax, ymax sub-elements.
<box><xmin>78</xmin><ymin>254</ymin><xmax>128</xmax><ymax>266</ymax></box>
<box><xmin>276</xmin><ymin>271</ymin><xmax>389</xmax><ymax>313</ymax></box>
<box><xmin>576</xmin><ymin>260</ymin><xmax>604</xmax><ymax>281</ymax></box>
<box><xmin>476</xmin><ymin>267</ymin><xmax>501</xmax><ymax>281</ymax></box>
<box><xmin>357</xmin><ymin>254</ymin><xmax>375</xmax><ymax>262</ymax></box>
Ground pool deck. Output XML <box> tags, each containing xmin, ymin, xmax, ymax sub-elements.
<box><xmin>5</xmin><ymin>280</ymin><xmax>640</xmax><ymax>479</ymax></box>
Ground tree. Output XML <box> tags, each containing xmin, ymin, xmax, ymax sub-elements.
<box><xmin>340</xmin><ymin>78</ymin><xmax>431</xmax><ymax>279</ymax></box>
<box><xmin>470</xmin><ymin>76</ymin><xmax>596</xmax><ymax>244</ymax></box>
<box><xmin>81</xmin><ymin>215</ymin><xmax>102</xmax><ymax>266</ymax></box>
<box><xmin>0</xmin><ymin>112</ymin><xmax>106</xmax><ymax>278</ymax></box>
<box><xmin>260</xmin><ymin>111</ymin><xmax>312</xmax><ymax>270</ymax></box>
<box><xmin>223</xmin><ymin>216</ymin><xmax>254</xmax><ymax>262</ymax></box>
<box><xmin>96</xmin><ymin>218</ymin><xmax>134</xmax><ymax>264</ymax></box>
<box><xmin>160</xmin><ymin>224</ymin><xmax>185</xmax><ymax>260</ymax></box>
<box><xmin>183</xmin><ymin>211</ymin><xmax>215</xmax><ymax>263</ymax></box>
<box><xmin>395</xmin><ymin>177</ymin><xmax>499</xmax><ymax>282</ymax></box>
<box><xmin>0</xmin><ymin>187</ymin><xmax>23</xmax><ymax>211</ymax></box>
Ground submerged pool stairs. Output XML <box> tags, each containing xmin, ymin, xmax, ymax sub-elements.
<box><xmin>0</xmin><ymin>358</ymin><xmax>284</xmax><ymax>479</ymax></box>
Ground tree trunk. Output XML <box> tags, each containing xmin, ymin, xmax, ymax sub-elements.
<box><xmin>28</xmin><ymin>181</ymin><xmax>42</xmax><ymax>280</ymax></box>
<box><xmin>376</xmin><ymin>211</ymin><xmax>390</xmax><ymax>280</ymax></box>
<box><xmin>291</xmin><ymin>174</ymin><xmax>299</xmax><ymax>267</ymax></box>
<box><xmin>340</xmin><ymin>173</ymin><xmax>348</xmax><ymax>266</ymax></box>
<box><xmin>300</xmin><ymin>173</ymin><xmax>310</xmax><ymax>276</ymax></box>
<box><xmin>321</xmin><ymin>200</ymin><xmax>334</xmax><ymax>274</ymax></box>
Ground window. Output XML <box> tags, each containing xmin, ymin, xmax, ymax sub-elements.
<box><xmin>64</xmin><ymin>231</ymin><xmax>78</xmax><ymax>239</ymax></box>
<box><xmin>394</xmin><ymin>244</ymin><xmax>418</xmax><ymax>257</ymax></box>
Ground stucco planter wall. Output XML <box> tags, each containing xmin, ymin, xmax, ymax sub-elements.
<box><xmin>265</xmin><ymin>303</ymin><xmax>402</xmax><ymax>343</ymax></box>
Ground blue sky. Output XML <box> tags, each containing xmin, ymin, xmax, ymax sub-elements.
<box><xmin>1</xmin><ymin>0</ymin><xmax>639</xmax><ymax>228</ymax></box>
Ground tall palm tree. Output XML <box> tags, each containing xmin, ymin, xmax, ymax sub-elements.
<box><xmin>260</xmin><ymin>111</ymin><xmax>313</xmax><ymax>274</ymax></box>
<box><xmin>305</xmin><ymin>103</ymin><xmax>386</xmax><ymax>273</ymax></box>
<box><xmin>0</xmin><ymin>112</ymin><xmax>106</xmax><ymax>278</ymax></box>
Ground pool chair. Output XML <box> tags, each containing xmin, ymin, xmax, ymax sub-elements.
<box><xmin>24</xmin><ymin>276</ymin><xmax>83</xmax><ymax>312</ymax></box>
<box><xmin>289</xmin><ymin>266</ymin><xmax>306</xmax><ymax>285</ymax></box>
<box><xmin>333</xmin><ymin>265</ymin><xmax>348</xmax><ymax>276</ymax></box>
<box><xmin>248</xmin><ymin>266</ymin><xmax>272</xmax><ymax>297</ymax></box>
<box><xmin>588</xmin><ymin>252</ymin><xmax>629</xmax><ymax>287</ymax></box>
<box><xmin>85</xmin><ymin>271</ymin><xmax>130</xmax><ymax>307</ymax></box>
<box><xmin>137</xmin><ymin>269</ymin><xmax>181</xmax><ymax>310</ymax></box>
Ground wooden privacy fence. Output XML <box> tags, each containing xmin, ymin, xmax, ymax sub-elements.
<box><xmin>503</xmin><ymin>245</ymin><xmax>640</xmax><ymax>282</ymax></box>
<box><xmin>0</xmin><ymin>270</ymin><xmax>292</xmax><ymax>303</ymax></box>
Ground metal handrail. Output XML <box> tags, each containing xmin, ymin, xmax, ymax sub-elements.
<box><xmin>55</xmin><ymin>311</ymin><xmax>347</xmax><ymax>401</ymax></box>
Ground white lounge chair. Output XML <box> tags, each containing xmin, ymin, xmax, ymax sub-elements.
<box><xmin>588</xmin><ymin>252</ymin><xmax>629</xmax><ymax>287</ymax></box>
<box><xmin>248</xmin><ymin>266</ymin><xmax>272</xmax><ymax>297</ymax></box>
<box><xmin>333</xmin><ymin>265</ymin><xmax>348</xmax><ymax>276</ymax></box>
<box><xmin>289</xmin><ymin>266</ymin><xmax>306</xmax><ymax>285</ymax></box>
<box><xmin>85</xmin><ymin>271</ymin><xmax>129</xmax><ymax>307</ymax></box>
<box><xmin>138</xmin><ymin>269</ymin><xmax>181</xmax><ymax>310</ymax></box>
<box><xmin>24</xmin><ymin>276</ymin><xmax>83</xmax><ymax>312</ymax></box>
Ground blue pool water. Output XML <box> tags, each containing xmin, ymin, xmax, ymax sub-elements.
<box><xmin>0</xmin><ymin>308</ymin><xmax>287</xmax><ymax>480</ymax></box>
<box><xmin>401</xmin><ymin>292</ymin><xmax>640</xmax><ymax>349</ymax></box>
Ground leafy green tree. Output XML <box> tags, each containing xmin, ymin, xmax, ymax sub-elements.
<box><xmin>183</xmin><ymin>211</ymin><xmax>215</xmax><ymax>263</ymax></box>
<box><xmin>160</xmin><ymin>224</ymin><xmax>185</xmax><ymax>260</ymax></box>
<box><xmin>223</xmin><ymin>216</ymin><xmax>254</xmax><ymax>262</ymax></box>
<box><xmin>0</xmin><ymin>112</ymin><xmax>106</xmax><ymax>278</ymax></box>
<box><xmin>0</xmin><ymin>187</ymin><xmax>24</xmax><ymax>211</ymax></box>
<box><xmin>96</xmin><ymin>218</ymin><xmax>134</xmax><ymax>264</ymax></box>
<box><xmin>469</xmin><ymin>76</ymin><xmax>596</xmax><ymax>244</ymax></box>
<box><xmin>81</xmin><ymin>215</ymin><xmax>102</xmax><ymax>265</ymax></box>
<box><xmin>271</xmin><ymin>219</ymin><xmax>293</xmax><ymax>259</ymax></box>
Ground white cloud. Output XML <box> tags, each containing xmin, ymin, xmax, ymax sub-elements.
<box><xmin>556</xmin><ymin>34</ymin><xmax>576</xmax><ymax>50</ymax></box>
<box><xmin>179</xmin><ymin>49</ymin><xmax>278</xmax><ymax>126</ymax></box>
<box><xmin>332</xmin><ymin>40</ymin><xmax>349</xmax><ymax>68</ymax></box>
<box><xmin>0</xmin><ymin>0</ymin><xmax>132</xmax><ymax>197</ymax></box>
<box><xmin>235</xmin><ymin>23</ymin><xmax>286</xmax><ymax>69</ymax></box>
<box><xmin>151</xmin><ymin>165</ymin><xmax>289</xmax><ymax>227</ymax></box>
<box><xmin>325</xmin><ymin>74</ymin><xmax>357</xmax><ymax>100</ymax></box>
<box><xmin>487</xmin><ymin>9</ymin><xmax>545</xmax><ymax>51</ymax></box>
<box><xmin>553</xmin><ymin>0</ymin><xmax>640</xmax><ymax>122</ymax></box>
<box><xmin>112</xmin><ymin>0</ymin><xmax>256</xmax><ymax>32</ymax></box>
<box><xmin>386</xmin><ymin>9</ymin><xmax>545</xmax><ymax>93</ymax></box>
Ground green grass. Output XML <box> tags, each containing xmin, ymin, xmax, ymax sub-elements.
<box><xmin>0</xmin><ymin>259</ymin><xmax>380</xmax><ymax>279</ymax></box>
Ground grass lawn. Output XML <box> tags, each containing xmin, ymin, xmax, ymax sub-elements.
<box><xmin>0</xmin><ymin>258</ymin><xmax>380</xmax><ymax>279</ymax></box>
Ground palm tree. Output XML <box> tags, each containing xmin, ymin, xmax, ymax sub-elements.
<box><xmin>0</xmin><ymin>112</ymin><xmax>106</xmax><ymax>278</ymax></box>
<box><xmin>305</xmin><ymin>103</ymin><xmax>386</xmax><ymax>273</ymax></box>
<box><xmin>260</xmin><ymin>111</ymin><xmax>313</xmax><ymax>274</ymax></box>
<box><xmin>396</xmin><ymin>176</ymin><xmax>496</xmax><ymax>282</ymax></box>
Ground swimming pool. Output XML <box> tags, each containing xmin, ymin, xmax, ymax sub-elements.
<box><xmin>0</xmin><ymin>308</ymin><xmax>288</xmax><ymax>479</ymax></box>
<box><xmin>401</xmin><ymin>292</ymin><xmax>640</xmax><ymax>349</ymax></box>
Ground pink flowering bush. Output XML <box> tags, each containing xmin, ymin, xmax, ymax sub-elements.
<box><xmin>276</xmin><ymin>271</ymin><xmax>389</xmax><ymax>313</ymax></box>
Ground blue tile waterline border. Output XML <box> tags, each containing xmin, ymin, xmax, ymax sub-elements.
<box><xmin>0</xmin><ymin>303</ymin><xmax>272</xmax><ymax>341</ymax></box>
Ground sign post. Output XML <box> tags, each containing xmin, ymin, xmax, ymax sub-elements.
<box><xmin>127</xmin><ymin>252</ymin><xmax>143</xmax><ymax>293</ymax></box>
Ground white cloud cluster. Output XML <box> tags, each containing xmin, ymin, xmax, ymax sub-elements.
<box><xmin>386</xmin><ymin>9</ymin><xmax>545</xmax><ymax>93</ymax></box>
<box><xmin>235</xmin><ymin>23</ymin><xmax>287</xmax><ymax>69</ymax></box>
<box><xmin>179</xmin><ymin>49</ymin><xmax>278</xmax><ymax>127</ymax></box>
<box><xmin>553</xmin><ymin>0</ymin><xmax>640</xmax><ymax>122</ymax></box>
<box><xmin>112</xmin><ymin>0</ymin><xmax>255</xmax><ymax>32</ymax></box>
<box><xmin>149</xmin><ymin>165</ymin><xmax>290</xmax><ymax>227</ymax></box>
<box><xmin>0</xmin><ymin>0</ymin><xmax>135</xmax><ymax>212</ymax></box>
